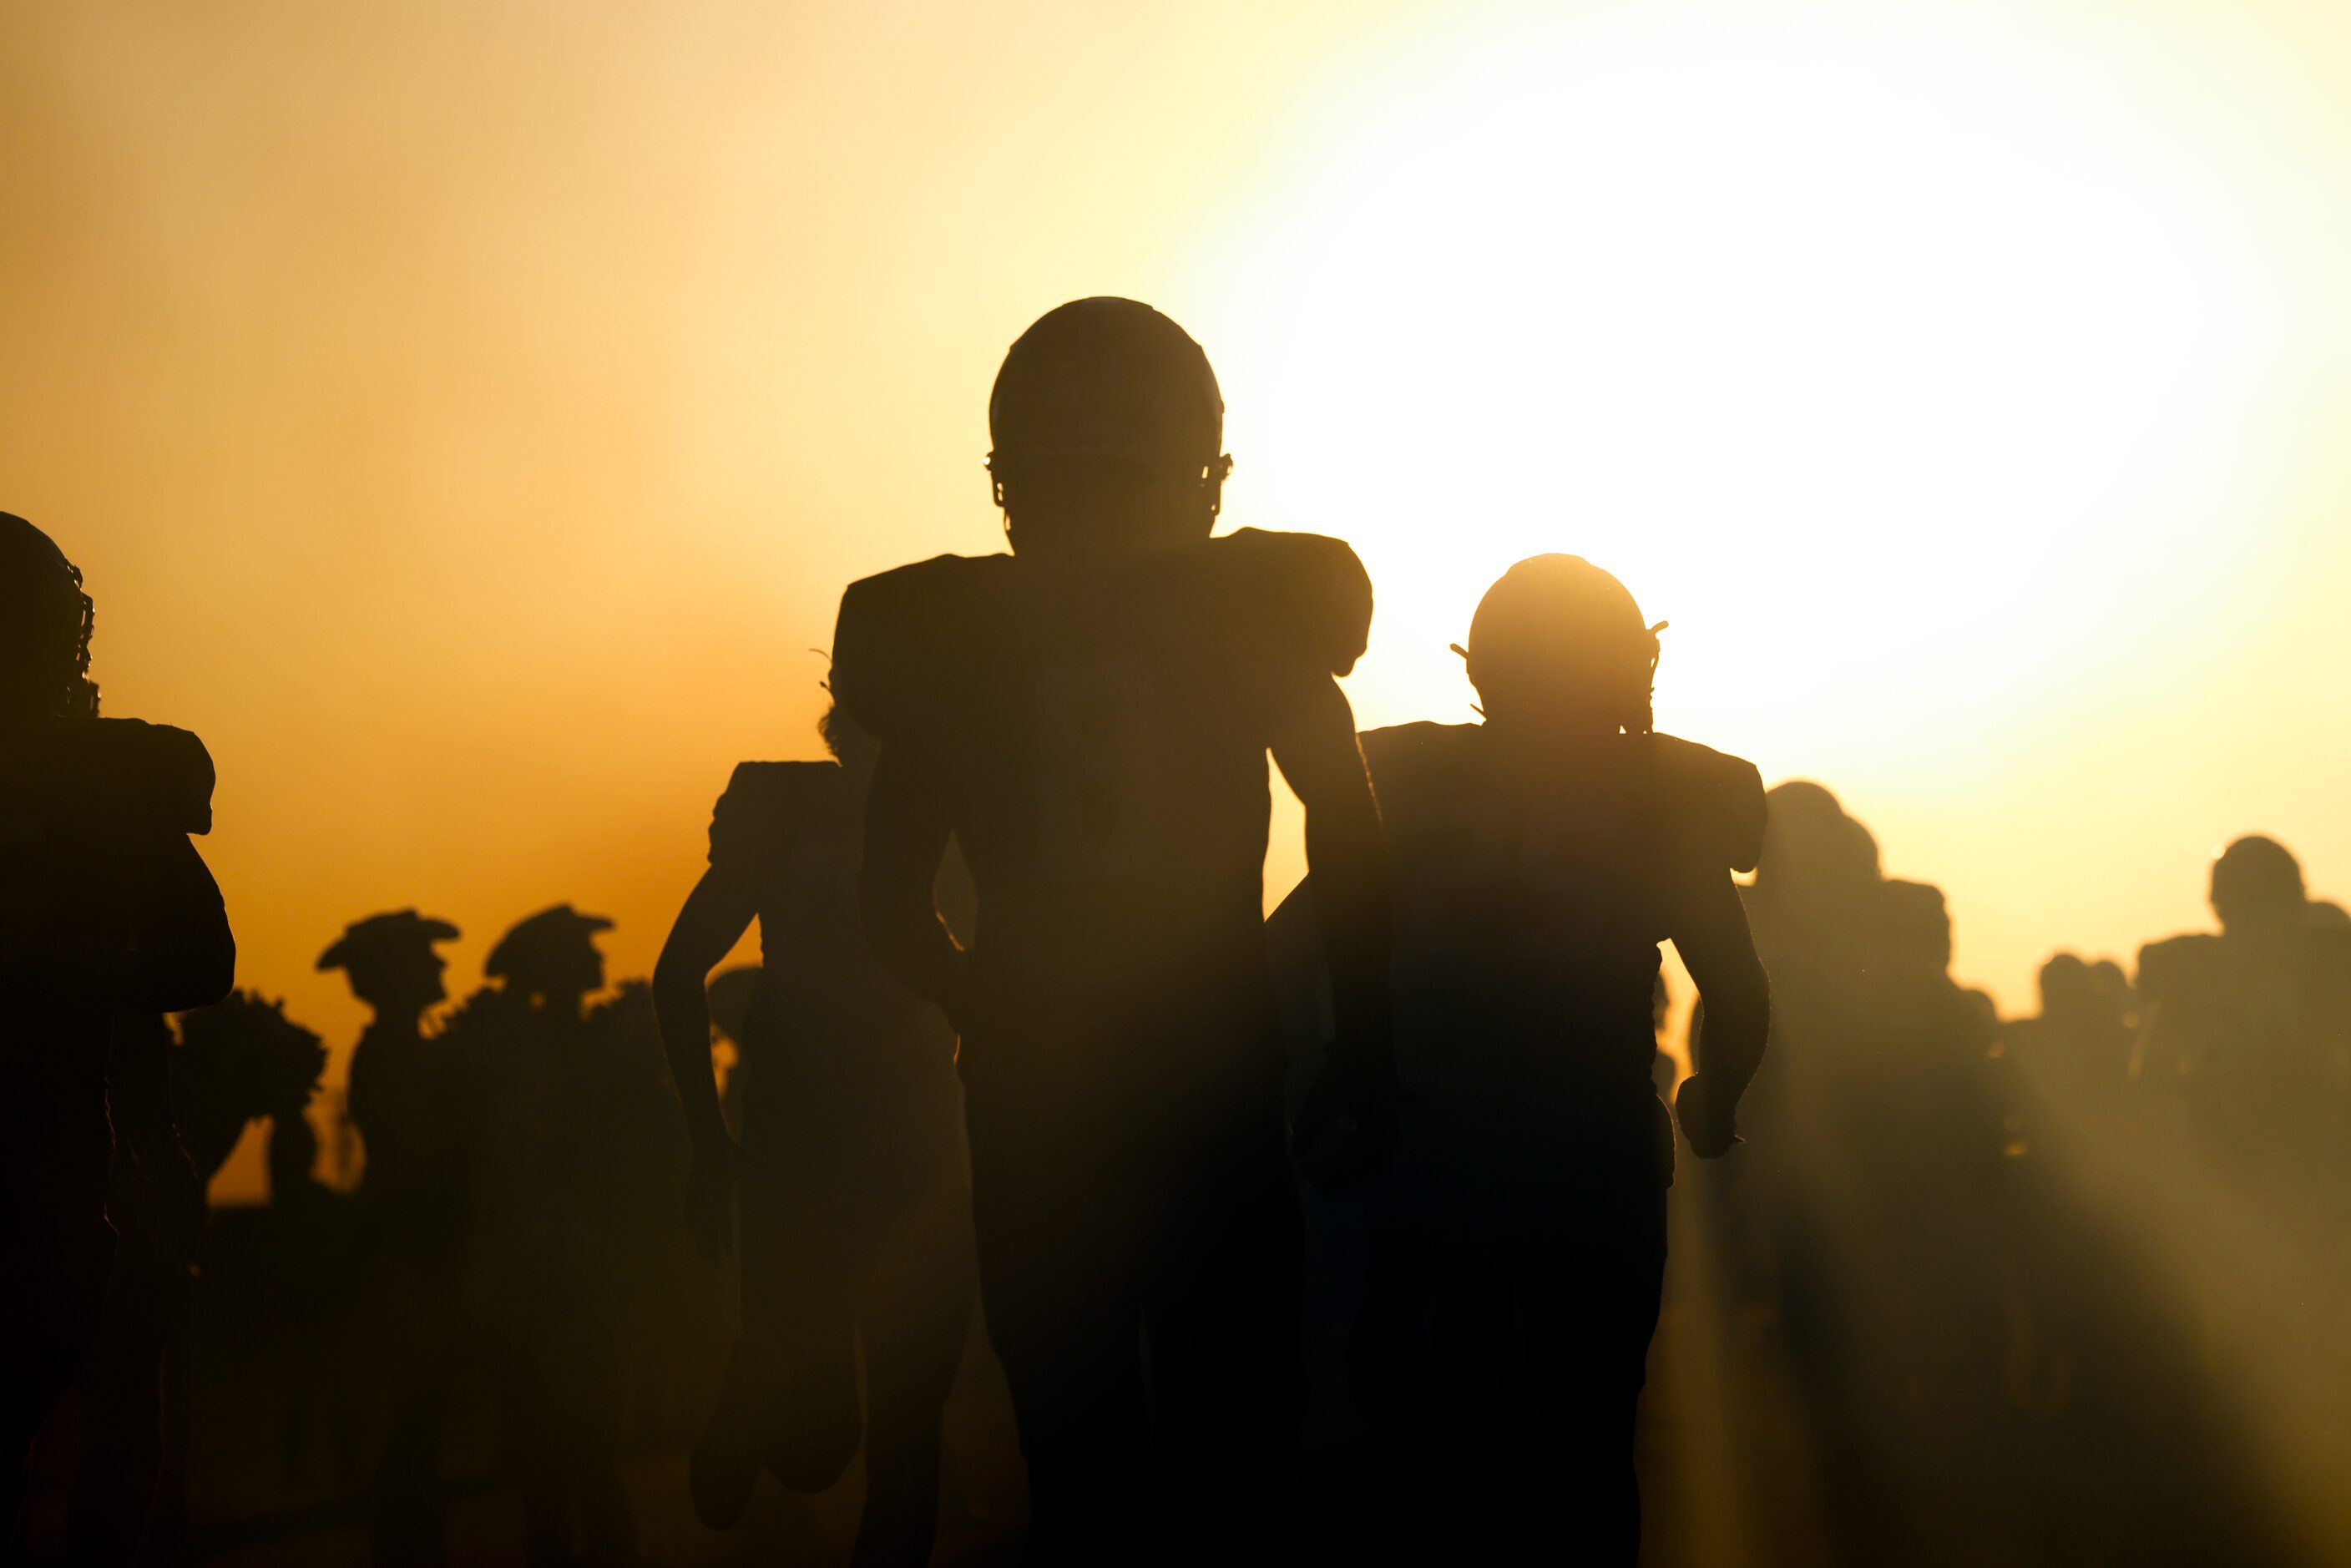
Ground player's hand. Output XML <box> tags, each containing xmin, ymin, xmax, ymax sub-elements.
<box><xmin>1292</xmin><ymin>1041</ymin><xmax>1402</xmax><ymax>1192</ymax></box>
<box><xmin>684</xmin><ymin>1136</ymin><xmax>739</xmax><ymax>1265</ymax></box>
<box><xmin>1675</xmin><ymin>1073</ymin><xmax>1742</xmax><ymax>1159</ymax></box>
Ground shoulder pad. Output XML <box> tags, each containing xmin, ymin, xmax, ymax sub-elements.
<box><xmin>1210</xmin><ymin>529</ymin><xmax>1373</xmax><ymax>676</ymax></box>
<box><xmin>1651</xmin><ymin>734</ymin><xmax>1765</xmax><ymax>873</ymax></box>
<box><xmin>51</xmin><ymin>718</ymin><xmax>218</xmax><ymax>835</ymax></box>
<box><xmin>1358</xmin><ymin>722</ymin><xmax>1475</xmax><ymax>802</ymax></box>
<box><xmin>709</xmin><ymin>761</ymin><xmax>842</xmax><ymax>872</ymax></box>
<box><xmin>830</xmin><ymin>554</ymin><xmax>1016</xmax><ymax>741</ymax></box>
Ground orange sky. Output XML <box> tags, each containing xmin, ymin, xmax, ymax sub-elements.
<box><xmin>7</xmin><ymin>0</ymin><xmax>2351</xmax><ymax>1201</ymax></box>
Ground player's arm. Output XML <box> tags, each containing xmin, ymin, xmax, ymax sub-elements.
<box><xmin>1670</xmin><ymin>861</ymin><xmax>1771</xmax><ymax>1157</ymax></box>
<box><xmin>860</xmin><ymin>741</ymin><xmax>968</xmax><ymax>1026</ymax></box>
<box><xmin>1269</xmin><ymin>672</ymin><xmax>1396</xmax><ymax>1159</ymax></box>
<box><xmin>653</xmin><ymin>868</ymin><xmax>757</xmax><ymax>1156</ymax></box>
<box><xmin>655</xmin><ymin>867</ymin><xmax>756</xmax><ymax>1263</ymax></box>
<box><xmin>114</xmin><ymin>829</ymin><xmax>236</xmax><ymax>1014</ymax></box>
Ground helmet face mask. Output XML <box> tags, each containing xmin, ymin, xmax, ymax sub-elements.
<box><xmin>994</xmin><ymin>451</ymin><xmax>1226</xmax><ymax>568</ymax></box>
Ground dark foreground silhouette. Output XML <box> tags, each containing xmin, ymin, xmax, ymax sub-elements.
<box><xmin>0</xmin><ymin>513</ymin><xmax>236</xmax><ymax>1553</ymax></box>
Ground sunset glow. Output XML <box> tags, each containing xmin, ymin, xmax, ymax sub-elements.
<box><xmin>7</xmin><ymin>0</ymin><xmax>2351</xmax><ymax>1213</ymax></box>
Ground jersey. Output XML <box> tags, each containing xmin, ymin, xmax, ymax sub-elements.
<box><xmin>1360</xmin><ymin>722</ymin><xmax>1762</xmax><ymax>1173</ymax></box>
<box><xmin>831</xmin><ymin>528</ymin><xmax>1372</xmax><ymax>1068</ymax></box>
<box><xmin>705</xmin><ymin>760</ymin><xmax>965</xmax><ymax>1190</ymax></box>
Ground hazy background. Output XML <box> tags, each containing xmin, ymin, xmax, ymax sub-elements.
<box><xmin>5</xmin><ymin>0</ymin><xmax>2350</xmax><ymax>1201</ymax></box>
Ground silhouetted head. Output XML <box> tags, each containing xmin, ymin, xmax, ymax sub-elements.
<box><xmin>2209</xmin><ymin>835</ymin><xmax>2304</xmax><ymax>936</ymax></box>
<box><xmin>986</xmin><ymin>298</ymin><xmax>1231</xmax><ymax>570</ymax></box>
<box><xmin>486</xmin><ymin>903</ymin><xmax>611</xmax><ymax>1011</ymax></box>
<box><xmin>1756</xmin><ymin>781</ymin><xmax>1882</xmax><ymax>898</ymax></box>
<box><xmin>2038</xmin><ymin>952</ymin><xmax>2093</xmax><ymax>1022</ymax></box>
<box><xmin>1458</xmin><ymin>554</ymin><xmax>1660</xmax><ymax>738</ymax></box>
<box><xmin>0</xmin><ymin>513</ymin><xmax>99</xmax><ymax>724</ymax></box>
<box><xmin>1881</xmin><ymin>879</ymin><xmax>1954</xmax><ymax>978</ymax></box>
<box><xmin>318</xmin><ymin>910</ymin><xmax>459</xmax><ymax>1020</ymax></box>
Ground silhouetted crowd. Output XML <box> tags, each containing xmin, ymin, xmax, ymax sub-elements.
<box><xmin>7</xmin><ymin>300</ymin><xmax>2348</xmax><ymax>1566</ymax></box>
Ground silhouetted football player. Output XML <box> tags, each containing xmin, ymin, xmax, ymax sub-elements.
<box><xmin>1275</xmin><ymin>554</ymin><xmax>1769</xmax><ymax>1565</ymax></box>
<box><xmin>2002</xmin><ymin>953</ymin><xmax>2136</xmax><ymax>1141</ymax></box>
<box><xmin>833</xmin><ymin>299</ymin><xmax>1394</xmax><ymax>1563</ymax></box>
<box><xmin>0</xmin><ymin>513</ymin><xmax>234</xmax><ymax>1538</ymax></box>
<box><xmin>326</xmin><ymin>910</ymin><xmax>463</xmax><ymax>1212</ymax></box>
<box><xmin>319</xmin><ymin>909</ymin><xmax>468</xmax><ymax>1565</ymax></box>
<box><xmin>453</xmin><ymin>904</ymin><xmax>641</xmax><ymax>1568</ymax></box>
<box><xmin>655</xmin><ymin>699</ymin><xmax>976</xmax><ymax>1566</ymax></box>
<box><xmin>2139</xmin><ymin>837</ymin><xmax>2351</xmax><ymax>1173</ymax></box>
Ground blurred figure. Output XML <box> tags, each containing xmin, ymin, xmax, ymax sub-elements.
<box><xmin>834</xmin><ymin>298</ymin><xmax>1394</xmax><ymax>1563</ymax></box>
<box><xmin>246</xmin><ymin>999</ymin><xmax>360</xmax><ymax>1492</ymax></box>
<box><xmin>2134</xmin><ymin>832</ymin><xmax>2351</xmax><ymax>1363</ymax></box>
<box><xmin>579</xmin><ymin>975</ymin><xmax>700</xmax><ymax>1459</ymax></box>
<box><xmin>1276</xmin><ymin>555</ymin><xmax>1769</xmax><ymax>1565</ymax></box>
<box><xmin>53</xmin><ymin>995</ymin><xmax>326</xmax><ymax>1562</ymax></box>
<box><xmin>1711</xmin><ymin>784</ymin><xmax>2037</xmax><ymax>1562</ymax></box>
<box><xmin>451</xmin><ymin>904</ymin><xmax>642</xmax><ymax>1567</ymax></box>
<box><xmin>653</xmin><ymin>700</ymin><xmax>975</xmax><ymax>1567</ymax></box>
<box><xmin>1704</xmin><ymin>781</ymin><xmax>1883</xmax><ymax>1338</ymax></box>
<box><xmin>0</xmin><ymin>513</ymin><xmax>234</xmax><ymax>1540</ymax></box>
<box><xmin>327</xmin><ymin>911</ymin><xmax>463</xmax><ymax>1219</ymax></box>
<box><xmin>2137</xmin><ymin>836</ymin><xmax>2351</xmax><ymax>1178</ymax></box>
<box><xmin>2002</xmin><ymin>953</ymin><xmax>2136</xmax><ymax>1145</ymax></box>
<box><xmin>318</xmin><ymin>909</ymin><xmax>467</xmax><ymax>1565</ymax></box>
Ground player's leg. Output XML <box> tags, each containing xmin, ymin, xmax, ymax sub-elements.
<box><xmin>851</xmin><ymin>1171</ymin><xmax>978</xmax><ymax>1568</ymax></box>
<box><xmin>1349</xmin><ymin>1194</ymin><xmax>1524</xmax><ymax>1559</ymax></box>
<box><xmin>1141</xmin><ymin>1100</ymin><xmax>1307</xmax><ymax>1562</ymax></box>
<box><xmin>700</xmin><ymin>1144</ymin><xmax>860</xmax><ymax>1512</ymax></box>
<box><xmin>963</xmin><ymin>1075</ymin><xmax>1150</xmax><ymax>1565</ymax></box>
<box><xmin>1534</xmin><ymin>1169</ymin><xmax>1668</xmax><ymax>1568</ymax></box>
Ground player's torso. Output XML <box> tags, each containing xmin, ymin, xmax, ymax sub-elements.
<box><xmin>940</xmin><ymin>597</ymin><xmax>1280</xmax><ymax>998</ymax></box>
<box><xmin>1373</xmin><ymin>726</ymin><xmax>1671</xmax><ymax>1111</ymax></box>
<box><xmin>751</xmin><ymin>802</ymin><xmax>958</xmax><ymax>1057</ymax></box>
